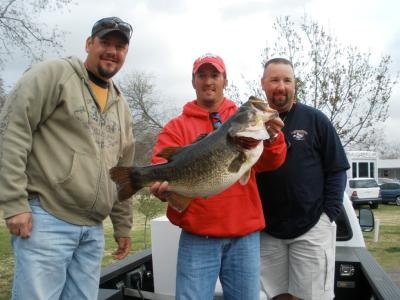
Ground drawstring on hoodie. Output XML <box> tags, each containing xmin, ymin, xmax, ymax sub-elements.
<box><xmin>80</xmin><ymin>77</ymin><xmax>92</xmax><ymax>123</ymax></box>
<box><xmin>116</xmin><ymin>96</ymin><xmax>123</xmax><ymax>159</ymax></box>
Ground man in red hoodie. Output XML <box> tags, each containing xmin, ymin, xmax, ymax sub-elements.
<box><xmin>150</xmin><ymin>53</ymin><xmax>286</xmax><ymax>300</ymax></box>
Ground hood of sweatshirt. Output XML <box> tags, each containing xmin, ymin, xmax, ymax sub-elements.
<box><xmin>182</xmin><ymin>97</ymin><xmax>237</xmax><ymax>122</ymax></box>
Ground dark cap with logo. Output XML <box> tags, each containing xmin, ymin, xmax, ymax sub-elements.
<box><xmin>91</xmin><ymin>17</ymin><xmax>133</xmax><ymax>43</ymax></box>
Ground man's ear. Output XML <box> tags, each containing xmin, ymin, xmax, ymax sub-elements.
<box><xmin>224</xmin><ymin>79</ymin><xmax>228</xmax><ymax>89</ymax></box>
<box><xmin>192</xmin><ymin>78</ymin><xmax>195</xmax><ymax>89</ymax></box>
<box><xmin>260</xmin><ymin>77</ymin><xmax>266</xmax><ymax>92</ymax></box>
<box><xmin>85</xmin><ymin>37</ymin><xmax>93</xmax><ymax>53</ymax></box>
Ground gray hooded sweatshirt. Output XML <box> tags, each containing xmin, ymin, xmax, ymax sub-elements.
<box><xmin>0</xmin><ymin>56</ymin><xmax>135</xmax><ymax>237</ymax></box>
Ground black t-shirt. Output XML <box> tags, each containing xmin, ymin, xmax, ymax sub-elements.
<box><xmin>257</xmin><ymin>103</ymin><xmax>350</xmax><ymax>239</ymax></box>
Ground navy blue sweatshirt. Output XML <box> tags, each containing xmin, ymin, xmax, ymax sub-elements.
<box><xmin>257</xmin><ymin>103</ymin><xmax>350</xmax><ymax>239</ymax></box>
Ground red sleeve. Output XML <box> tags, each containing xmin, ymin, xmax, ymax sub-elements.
<box><xmin>254</xmin><ymin>131</ymin><xmax>287</xmax><ymax>172</ymax></box>
<box><xmin>151</xmin><ymin>120</ymin><xmax>186</xmax><ymax>165</ymax></box>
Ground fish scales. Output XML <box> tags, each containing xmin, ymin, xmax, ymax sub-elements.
<box><xmin>109</xmin><ymin>96</ymin><xmax>278</xmax><ymax>201</ymax></box>
<box><xmin>132</xmin><ymin>132</ymin><xmax>242</xmax><ymax>196</ymax></box>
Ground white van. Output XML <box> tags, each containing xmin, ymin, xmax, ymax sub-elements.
<box><xmin>346</xmin><ymin>178</ymin><xmax>381</xmax><ymax>209</ymax></box>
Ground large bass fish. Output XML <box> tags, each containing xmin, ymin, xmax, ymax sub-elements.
<box><xmin>110</xmin><ymin>96</ymin><xmax>278</xmax><ymax>203</ymax></box>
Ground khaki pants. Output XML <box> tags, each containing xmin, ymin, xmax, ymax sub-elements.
<box><xmin>260</xmin><ymin>213</ymin><xmax>336</xmax><ymax>300</ymax></box>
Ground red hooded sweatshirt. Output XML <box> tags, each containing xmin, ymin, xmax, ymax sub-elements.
<box><xmin>152</xmin><ymin>98</ymin><xmax>286</xmax><ymax>237</ymax></box>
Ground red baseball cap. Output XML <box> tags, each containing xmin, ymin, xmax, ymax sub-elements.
<box><xmin>192</xmin><ymin>53</ymin><xmax>226</xmax><ymax>74</ymax></box>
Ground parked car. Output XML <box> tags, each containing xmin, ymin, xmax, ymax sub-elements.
<box><xmin>378</xmin><ymin>177</ymin><xmax>399</xmax><ymax>186</ymax></box>
<box><xmin>346</xmin><ymin>178</ymin><xmax>381</xmax><ymax>209</ymax></box>
<box><xmin>380</xmin><ymin>182</ymin><xmax>400</xmax><ymax>206</ymax></box>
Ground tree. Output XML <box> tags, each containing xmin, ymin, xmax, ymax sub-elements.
<box><xmin>229</xmin><ymin>15</ymin><xmax>398</xmax><ymax>148</ymax></box>
<box><xmin>376</xmin><ymin>141</ymin><xmax>400</xmax><ymax>159</ymax></box>
<box><xmin>136</xmin><ymin>190</ymin><xmax>166</xmax><ymax>248</ymax></box>
<box><xmin>0</xmin><ymin>0</ymin><xmax>74</xmax><ymax>69</ymax></box>
<box><xmin>225</xmin><ymin>76</ymin><xmax>264</xmax><ymax>106</ymax></box>
<box><xmin>0</xmin><ymin>77</ymin><xmax>5</xmax><ymax>111</ymax></box>
<box><xmin>118</xmin><ymin>71</ymin><xmax>178</xmax><ymax>165</ymax></box>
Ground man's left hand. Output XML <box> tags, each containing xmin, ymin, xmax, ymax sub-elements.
<box><xmin>113</xmin><ymin>236</ymin><xmax>131</xmax><ymax>260</ymax></box>
<box><xmin>150</xmin><ymin>181</ymin><xmax>193</xmax><ymax>212</ymax></box>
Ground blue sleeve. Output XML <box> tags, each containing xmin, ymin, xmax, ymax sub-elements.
<box><xmin>324</xmin><ymin>170</ymin><xmax>347</xmax><ymax>222</ymax></box>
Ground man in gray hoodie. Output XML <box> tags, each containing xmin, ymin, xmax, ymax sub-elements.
<box><xmin>0</xmin><ymin>17</ymin><xmax>135</xmax><ymax>300</ymax></box>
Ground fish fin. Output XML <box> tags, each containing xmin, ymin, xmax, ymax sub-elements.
<box><xmin>109</xmin><ymin>166</ymin><xmax>131</xmax><ymax>184</ymax></box>
<box><xmin>167</xmin><ymin>196</ymin><xmax>192</xmax><ymax>213</ymax></box>
<box><xmin>228</xmin><ymin>152</ymin><xmax>247</xmax><ymax>173</ymax></box>
<box><xmin>157</xmin><ymin>147</ymin><xmax>184</xmax><ymax>161</ymax></box>
<box><xmin>117</xmin><ymin>184</ymin><xmax>137</xmax><ymax>201</ymax></box>
<box><xmin>109</xmin><ymin>166</ymin><xmax>140</xmax><ymax>201</ymax></box>
<box><xmin>239</xmin><ymin>170</ymin><xmax>251</xmax><ymax>185</ymax></box>
<box><xmin>157</xmin><ymin>134</ymin><xmax>208</xmax><ymax>161</ymax></box>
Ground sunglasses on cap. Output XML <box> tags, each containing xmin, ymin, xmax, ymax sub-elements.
<box><xmin>91</xmin><ymin>17</ymin><xmax>133</xmax><ymax>40</ymax></box>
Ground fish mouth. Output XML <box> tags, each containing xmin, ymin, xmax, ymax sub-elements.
<box><xmin>235</xmin><ymin>126</ymin><xmax>270</xmax><ymax>140</ymax></box>
<box><xmin>249</xmin><ymin>99</ymin><xmax>269</xmax><ymax>111</ymax></box>
<box><xmin>247</xmin><ymin>97</ymin><xmax>278</xmax><ymax>120</ymax></box>
<box><xmin>234</xmin><ymin>116</ymin><xmax>270</xmax><ymax>140</ymax></box>
<box><xmin>251</xmin><ymin>101</ymin><xmax>278</xmax><ymax>118</ymax></box>
<box><xmin>228</xmin><ymin>96</ymin><xmax>278</xmax><ymax>141</ymax></box>
<box><xmin>260</xmin><ymin>110</ymin><xmax>278</xmax><ymax>123</ymax></box>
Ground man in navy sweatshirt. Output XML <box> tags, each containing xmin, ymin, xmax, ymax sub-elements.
<box><xmin>257</xmin><ymin>57</ymin><xmax>350</xmax><ymax>300</ymax></box>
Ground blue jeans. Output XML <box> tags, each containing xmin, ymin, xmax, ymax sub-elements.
<box><xmin>11</xmin><ymin>198</ymin><xmax>104</xmax><ymax>300</ymax></box>
<box><xmin>176</xmin><ymin>230</ymin><xmax>260</xmax><ymax>300</ymax></box>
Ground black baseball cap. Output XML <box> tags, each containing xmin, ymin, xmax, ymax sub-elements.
<box><xmin>91</xmin><ymin>17</ymin><xmax>132</xmax><ymax>43</ymax></box>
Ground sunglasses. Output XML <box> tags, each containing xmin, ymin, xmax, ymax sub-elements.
<box><xmin>92</xmin><ymin>17</ymin><xmax>133</xmax><ymax>39</ymax></box>
<box><xmin>210</xmin><ymin>112</ymin><xmax>222</xmax><ymax>130</ymax></box>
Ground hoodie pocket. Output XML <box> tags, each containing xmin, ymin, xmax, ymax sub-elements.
<box><xmin>53</xmin><ymin>151</ymin><xmax>98</xmax><ymax>209</ymax></box>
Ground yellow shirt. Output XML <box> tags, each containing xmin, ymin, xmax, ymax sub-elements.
<box><xmin>89</xmin><ymin>81</ymin><xmax>108</xmax><ymax>112</ymax></box>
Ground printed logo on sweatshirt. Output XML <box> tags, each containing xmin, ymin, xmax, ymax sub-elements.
<box><xmin>73</xmin><ymin>101</ymin><xmax>121</xmax><ymax>149</ymax></box>
<box><xmin>290</xmin><ymin>129</ymin><xmax>308</xmax><ymax>141</ymax></box>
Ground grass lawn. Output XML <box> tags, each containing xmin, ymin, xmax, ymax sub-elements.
<box><xmin>363</xmin><ymin>204</ymin><xmax>400</xmax><ymax>271</ymax></box>
<box><xmin>0</xmin><ymin>221</ymin><xmax>13</xmax><ymax>300</ymax></box>
<box><xmin>1</xmin><ymin>203</ymin><xmax>399</xmax><ymax>299</ymax></box>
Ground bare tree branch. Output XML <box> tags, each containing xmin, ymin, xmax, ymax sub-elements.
<box><xmin>118</xmin><ymin>71</ymin><xmax>179</xmax><ymax>165</ymax></box>
<box><xmin>0</xmin><ymin>0</ymin><xmax>74</xmax><ymax>68</ymax></box>
<box><xmin>258</xmin><ymin>15</ymin><xmax>398</xmax><ymax>148</ymax></box>
<box><xmin>0</xmin><ymin>77</ymin><xmax>6</xmax><ymax>111</ymax></box>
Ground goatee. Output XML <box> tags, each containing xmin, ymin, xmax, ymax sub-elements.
<box><xmin>98</xmin><ymin>67</ymin><xmax>117</xmax><ymax>79</ymax></box>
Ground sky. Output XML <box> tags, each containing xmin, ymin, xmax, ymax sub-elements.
<box><xmin>2</xmin><ymin>0</ymin><xmax>400</xmax><ymax>143</ymax></box>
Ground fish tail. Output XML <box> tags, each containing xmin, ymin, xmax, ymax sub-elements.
<box><xmin>109</xmin><ymin>166</ymin><xmax>142</xmax><ymax>201</ymax></box>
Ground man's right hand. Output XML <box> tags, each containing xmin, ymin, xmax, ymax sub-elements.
<box><xmin>6</xmin><ymin>212</ymin><xmax>32</xmax><ymax>238</ymax></box>
<box><xmin>150</xmin><ymin>181</ymin><xmax>193</xmax><ymax>212</ymax></box>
